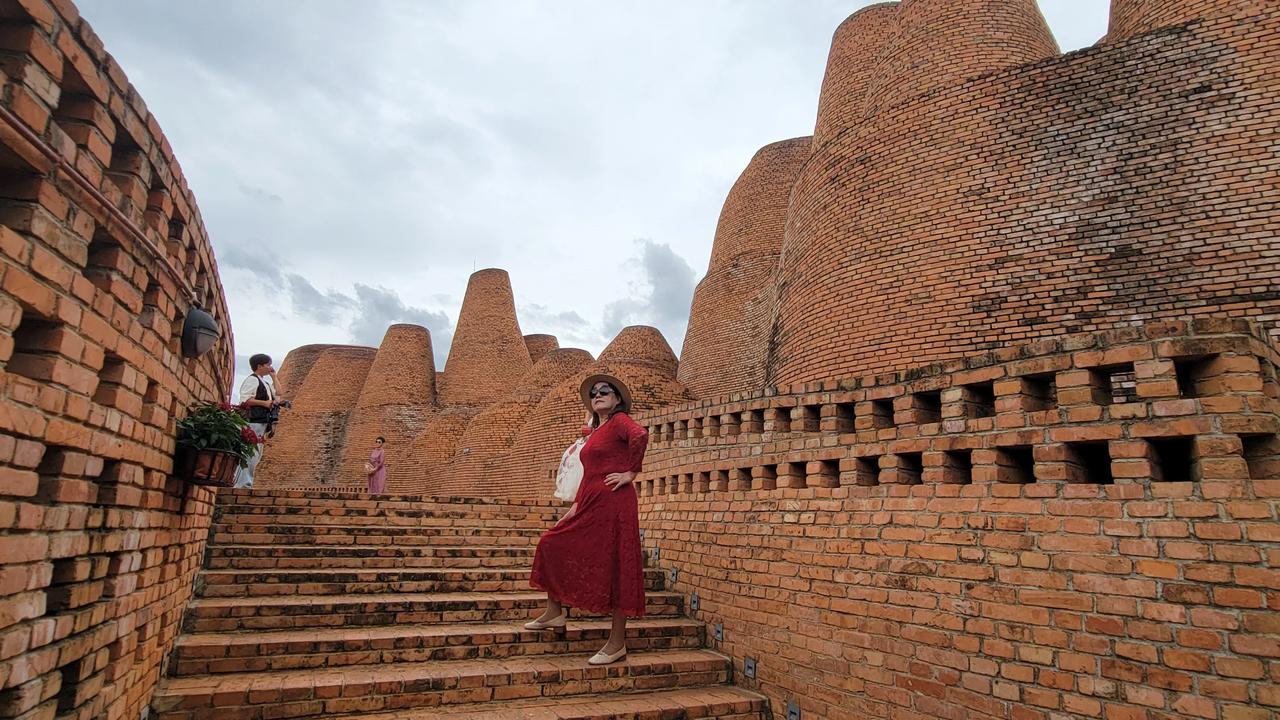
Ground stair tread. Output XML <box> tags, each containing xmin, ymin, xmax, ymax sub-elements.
<box><xmin>210</xmin><ymin>544</ymin><xmax>534</xmax><ymax>551</ymax></box>
<box><xmin>326</xmin><ymin>686</ymin><xmax>766</xmax><ymax>720</ymax></box>
<box><xmin>192</xmin><ymin>590</ymin><xmax>680</xmax><ymax>608</ymax></box>
<box><xmin>177</xmin><ymin>617</ymin><xmax>701</xmax><ymax>647</ymax></box>
<box><xmin>155</xmin><ymin>648</ymin><xmax>731</xmax><ymax>693</ymax></box>
<box><xmin>200</xmin><ymin>567</ymin><xmax>656</xmax><ymax>577</ymax></box>
<box><xmin>213</xmin><ymin>524</ymin><xmax>543</xmax><ymax>532</ymax></box>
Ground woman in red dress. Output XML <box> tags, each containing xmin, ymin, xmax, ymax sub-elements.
<box><xmin>526</xmin><ymin>373</ymin><xmax>649</xmax><ymax>665</ymax></box>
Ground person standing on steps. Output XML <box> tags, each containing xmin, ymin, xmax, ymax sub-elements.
<box><xmin>526</xmin><ymin>373</ymin><xmax>649</xmax><ymax>666</ymax></box>
<box><xmin>366</xmin><ymin>436</ymin><xmax>387</xmax><ymax>494</ymax></box>
<box><xmin>234</xmin><ymin>353</ymin><xmax>281</xmax><ymax>488</ymax></box>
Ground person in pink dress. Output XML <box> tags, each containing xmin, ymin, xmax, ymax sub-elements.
<box><xmin>526</xmin><ymin>373</ymin><xmax>649</xmax><ymax>666</ymax></box>
<box><xmin>366</xmin><ymin>436</ymin><xmax>386</xmax><ymax>494</ymax></box>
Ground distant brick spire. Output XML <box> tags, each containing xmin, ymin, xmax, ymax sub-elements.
<box><xmin>337</xmin><ymin>324</ymin><xmax>437</xmax><ymax>487</ymax></box>
<box><xmin>255</xmin><ymin>346</ymin><xmax>377</xmax><ymax>486</ymax></box>
<box><xmin>438</xmin><ymin>269</ymin><xmax>532</xmax><ymax>407</ymax></box>
<box><xmin>523</xmin><ymin>334</ymin><xmax>560</xmax><ymax>364</ymax></box>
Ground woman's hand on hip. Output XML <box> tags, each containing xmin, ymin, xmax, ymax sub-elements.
<box><xmin>604</xmin><ymin>471</ymin><xmax>637</xmax><ymax>491</ymax></box>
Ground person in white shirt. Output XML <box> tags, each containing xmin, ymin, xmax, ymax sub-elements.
<box><xmin>234</xmin><ymin>353</ymin><xmax>281</xmax><ymax>488</ymax></box>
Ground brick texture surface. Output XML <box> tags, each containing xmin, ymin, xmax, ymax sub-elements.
<box><xmin>764</xmin><ymin>7</ymin><xmax>1280</xmax><ymax>386</ymax></box>
<box><xmin>678</xmin><ymin>137</ymin><xmax>810</xmax><ymax>400</ymax></box>
<box><xmin>272</xmin><ymin>343</ymin><xmax>346</xmax><ymax>398</ymax></box>
<box><xmin>0</xmin><ymin>1</ymin><xmax>235</xmax><ymax>718</ymax></box>
<box><xmin>523</xmin><ymin>333</ymin><xmax>559</xmax><ymax>364</ymax></box>
<box><xmin>1108</xmin><ymin>0</ymin><xmax>1266</xmax><ymax>42</ymax></box>
<box><xmin>811</xmin><ymin>3</ymin><xmax>899</xmax><ymax>148</ymax></box>
<box><xmin>635</xmin><ymin>320</ymin><xmax>1280</xmax><ymax>720</ymax></box>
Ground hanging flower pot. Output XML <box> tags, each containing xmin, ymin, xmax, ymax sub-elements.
<box><xmin>174</xmin><ymin>402</ymin><xmax>262</xmax><ymax>487</ymax></box>
<box><xmin>174</xmin><ymin>446</ymin><xmax>243</xmax><ymax>487</ymax></box>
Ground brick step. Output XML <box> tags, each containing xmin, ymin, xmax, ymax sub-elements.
<box><xmin>206</xmin><ymin>545</ymin><xmax>535</xmax><ymax>571</ymax></box>
<box><xmin>213</xmin><ymin>516</ymin><xmax>553</xmax><ymax>532</ymax></box>
<box><xmin>172</xmin><ymin>618</ymin><xmax>705</xmax><ymax>674</ymax></box>
<box><xmin>186</xmin><ymin>591</ymin><xmax>685</xmax><ymax>632</ymax></box>
<box><xmin>216</xmin><ymin>504</ymin><xmax>560</xmax><ymax>521</ymax></box>
<box><xmin>211</xmin><ymin>524</ymin><xmax>542</xmax><ymax>546</ymax></box>
<box><xmin>197</xmin><ymin>567</ymin><xmax>666</xmax><ymax>597</ymax></box>
<box><xmin>293</xmin><ymin>687</ymin><xmax>766</xmax><ymax>720</ymax></box>
<box><xmin>150</xmin><ymin>649</ymin><xmax>733</xmax><ymax>720</ymax></box>
<box><xmin>220</xmin><ymin>489</ymin><xmax>562</xmax><ymax>510</ymax></box>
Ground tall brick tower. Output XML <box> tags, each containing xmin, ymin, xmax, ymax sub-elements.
<box><xmin>438</xmin><ymin>268</ymin><xmax>532</xmax><ymax>407</ymax></box>
<box><xmin>862</xmin><ymin>0</ymin><xmax>1059</xmax><ymax>115</ymax></box>
<box><xmin>678</xmin><ymin>137</ymin><xmax>811</xmax><ymax>399</ymax></box>
<box><xmin>811</xmin><ymin>3</ymin><xmax>899</xmax><ymax>147</ymax></box>
<box><xmin>336</xmin><ymin>323</ymin><xmax>437</xmax><ymax>485</ymax></box>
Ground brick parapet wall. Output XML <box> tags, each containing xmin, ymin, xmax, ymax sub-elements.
<box><xmin>640</xmin><ymin>320</ymin><xmax>1279</xmax><ymax>491</ymax></box>
<box><xmin>0</xmin><ymin>1</ymin><xmax>235</xmax><ymax>719</ymax></box>
<box><xmin>636</xmin><ymin>319</ymin><xmax>1280</xmax><ymax>718</ymax></box>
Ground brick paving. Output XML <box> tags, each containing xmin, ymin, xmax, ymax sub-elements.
<box><xmin>150</xmin><ymin>490</ymin><xmax>766</xmax><ymax>719</ymax></box>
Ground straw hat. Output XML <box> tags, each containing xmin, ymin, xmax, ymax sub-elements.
<box><xmin>579</xmin><ymin>373</ymin><xmax>633</xmax><ymax>413</ymax></box>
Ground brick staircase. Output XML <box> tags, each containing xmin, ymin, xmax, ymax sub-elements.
<box><xmin>149</xmin><ymin>489</ymin><xmax>766</xmax><ymax>719</ymax></box>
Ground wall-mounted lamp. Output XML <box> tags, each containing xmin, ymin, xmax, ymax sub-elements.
<box><xmin>181</xmin><ymin>304</ymin><xmax>221</xmax><ymax>358</ymax></box>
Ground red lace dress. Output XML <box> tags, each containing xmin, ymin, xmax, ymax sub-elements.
<box><xmin>530</xmin><ymin>411</ymin><xmax>649</xmax><ymax>617</ymax></box>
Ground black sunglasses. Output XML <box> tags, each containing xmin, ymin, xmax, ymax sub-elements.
<box><xmin>589</xmin><ymin>387</ymin><xmax>615</xmax><ymax>398</ymax></box>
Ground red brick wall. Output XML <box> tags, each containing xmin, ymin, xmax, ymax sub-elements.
<box><xmin>1108</xmin><ymin>0</ymin><xmax>1266</xmax><ymax>42</ymax></box>
<box><xmin>768</xmin><ymin>8</ymin><xmax>1280</xmax><ymax>386</ymax></box>
<box><xmin>637</xmin><ymin>320</ymin><xmax>1280</xmax><ymax>720</ymax></box>
<box><xmin>862</xmin><ymin>0</ymin><xmax>1058</xmax><ymax>117</ymax></box>
<box><xmin>0</xmin><ymin>1</ymin><xmax>235</xmax><ymax>718</ymax></box>
<box><xmin>678</xmin><ymin>137</ymin><xmax>810</xmax><ymax>400</ymax></box>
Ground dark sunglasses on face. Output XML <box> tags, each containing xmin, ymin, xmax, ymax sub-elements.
<box><xmin>589</xmin><ymin>387</ymin><xmax>615</xmax><ymax>398</ymax></box>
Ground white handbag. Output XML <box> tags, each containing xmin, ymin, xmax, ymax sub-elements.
<box><xmin>553</xmin><ymin>436</ymin><xmax>586</xmax><ymax>502</ymax></box>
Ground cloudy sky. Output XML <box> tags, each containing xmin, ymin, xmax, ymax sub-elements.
<box><xmin>75</xmin><ymin>1</ymin><xmax>1110</xmax><ymax>392</ymax></box>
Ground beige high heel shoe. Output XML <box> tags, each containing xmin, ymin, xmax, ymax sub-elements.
<box><xmin>588</xmin><ymin>645</ymin><xmax>627</xmax><ymax>665</ymax></box>
<box><xmin>523</xmin><ymin>612</ymin><xmax>567</xmax><ymax>630</ymax></box>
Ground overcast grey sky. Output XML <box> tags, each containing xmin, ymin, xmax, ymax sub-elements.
<box><xmin>75</xmin><ymin>1</ymin><xmax>1110</xmax><ymax>392</ymax></box>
